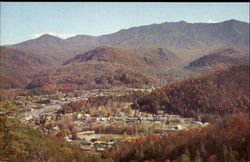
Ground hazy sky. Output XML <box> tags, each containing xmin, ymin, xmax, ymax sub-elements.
<box><xmin>1</xmin><ymin>2</ymin><xmax>249</xmax><ymax>45</ymax></box>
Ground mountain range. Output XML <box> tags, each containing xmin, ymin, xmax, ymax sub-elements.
<box><xmin>1</xmin><ymin>19</ymin><xmax>249</xmax><ymax>93</ymax></box>
<box><xmin>8</xmin><ymin>19</ymin><xmax>249</xmax><ymax>63</ymax></box>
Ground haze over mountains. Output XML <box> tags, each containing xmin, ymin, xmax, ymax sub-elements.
<box><xmin>1</xmin><ymin>19</ymin><xmax>249</xmax><ymax>92</ymax></box>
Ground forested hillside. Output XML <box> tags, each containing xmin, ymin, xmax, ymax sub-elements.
<box><xmin>104</xmin><ymin>116</ymin><xmax>250</xmax><ymax>162</ymax></box>
<box><xmin>0</xmin><ymin>47</ymin><xmax>51</xmax><ymax>89</ymax></box>
<box><xmin>186</xmin><ymin>48</ymin><xmax>249</xmax><ymax>73</ymax></box>
<box><xmin>134</xmin><ymin>65</ymin><xmax>249</xmax><ymax>122</ymax></box>
<box><xmin>0</xmin><ymin>101</ymin><xmax>110</xmax><ymax>162</ymax></box>
<box><xmin>26</xmin><ymin>61</ymin><xmax>156</xmax><ymax>94</ymax></box>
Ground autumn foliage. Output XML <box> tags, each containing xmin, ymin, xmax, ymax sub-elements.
<box><xmin>103</xmin><ymin>116</ymin><xmax>250</xmax><ymax>162</ymax></box>
<box><xmin>0</xmin><ymin>101</ymin><xmax>110</xmax><ymax>162</ymax></box>
<box><xmin>134</xmin><ymin>65</ymin><xmax>249</xmax><ymax>122</ymax></box>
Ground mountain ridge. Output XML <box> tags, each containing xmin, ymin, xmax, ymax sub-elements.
<box><xmin>7</xmin><ymin>19</ymin><xmax>249</xmax><ymax>66</ymax></box>
<box><xmin>25</xmin><ymin>46</ymin><xmax>183</xmax><ymax>93</ymax></box>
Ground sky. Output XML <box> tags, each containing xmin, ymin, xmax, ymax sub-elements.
<box><xmin>0</xmin><ymin>2</ymin><xmax>249</xmax><ymax>45</ymax></box>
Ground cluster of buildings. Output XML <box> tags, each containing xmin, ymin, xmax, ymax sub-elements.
<box><xmin>14</xmin><ymin>87</ymin><xmax>209</xmax><ymax>153</ymax></box>
<box><xmin>66</xmin><ymin>131</ymin><xmax>121</xmax><ymax>152</ymax></box>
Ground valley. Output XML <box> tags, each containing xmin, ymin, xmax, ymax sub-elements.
<box><xmin>1</xmin><ymin>18</ymin><xmax>249</xmax><ymax>161</ymax></box>
<box><xmin>14</xmin><ymin>87</ymin><xmax>208</xmax><ymax>154</ymax></box>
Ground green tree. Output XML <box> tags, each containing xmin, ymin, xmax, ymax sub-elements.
<box><xmin>0</xmin><ymin>100</ymin><xmax>28</xmax><ymax>161</ymax></box>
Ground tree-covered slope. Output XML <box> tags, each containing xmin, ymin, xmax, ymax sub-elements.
<box><xmin>134</xmin><ymin>65</ymin><xmax>249</xmax><ymax>121</ymax></box>
<box><xmin>104</xmin><ymin>116</ymin><xmax>250</xmax><ymax>162</ymax></box>
<box><xmin>0</xmin><ymin>101</ymin><xmax>110</xmax><ymax>162</ymax></box>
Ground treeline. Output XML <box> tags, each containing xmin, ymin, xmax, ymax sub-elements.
<box><xmin>0</xmin><ymin>101</ymin><xmax>111</xmax><ymax>162</ymax></box>
<box><xmin>103</xmin><ymin>116</ymin><xmax>250</xmax><ymax>162</ymax></box>
<box><xmin>61</xmin><ymin>91</ymin><xmax>146</xmax><ymax>114</ymax></box>
<box><xmin>0</xmin><ymin>89</ymin><xmax>30</xmax><ymax>100</ymax></box>
<box><xmin>79</xmin><ymin>124</ymin><xmax>153</xmax><ymax>135</ymax></box>
<box><xmin>133</xmin><ymin>65</ymin><xmax>249</xmax><ymax>122</ymax></box>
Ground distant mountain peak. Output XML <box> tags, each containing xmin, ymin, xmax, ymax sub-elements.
<box><xmin>226</xmin><ymin>19</ymin><xmax>242</xmax><ymax>22</ymax></box>
<box><xmin>39</xmin><ymin>34</ymin><xmax>53</xmax><ymax>37</ymax></box>
<box><xmin>178</xmin><ymin>20</ymin><xmax>187</xmax><ymax>23</ymax></box>
<box><xmin>37</xmin><ymin>34</ymin><xmax>63</xmax><ymax>40</ymax></box>
<box><xmin>222</xmin><ymin>19</ymin><xmax>248</xmax><ymax>24</ymax></box>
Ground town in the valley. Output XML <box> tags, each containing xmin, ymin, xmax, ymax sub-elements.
<box><xmin>13</xmin><ymin>87</ymin><xmax>209</xmax><ymax>154</ymax></box>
